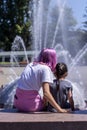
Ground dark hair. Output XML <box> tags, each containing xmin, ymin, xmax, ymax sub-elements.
<box><xmin>55</xmin><ymin>62</ymin><xmax>68</xmax><ymax>79</ymax></box>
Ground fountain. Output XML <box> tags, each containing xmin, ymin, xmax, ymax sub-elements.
<box><xmin>0</xmin><ymin>0</ymin><xmax>87</xmax><ymax>110</ymax></box>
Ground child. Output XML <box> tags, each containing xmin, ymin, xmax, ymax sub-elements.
<box><xmin>47</xmin><ymin>62</ymin><xmax>75</xmax><ymax>112</ymax></box>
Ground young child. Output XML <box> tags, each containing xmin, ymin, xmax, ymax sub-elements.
<box><xmin>47</xmin><ymin>62</ymin><xmax>75</xmax><ymax>112</ymax></box>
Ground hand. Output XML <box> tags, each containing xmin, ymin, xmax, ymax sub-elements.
<box><xmin>58</xmin><ymin>108</ymin><xmax>69</xmax><ymax>113</ymax></box>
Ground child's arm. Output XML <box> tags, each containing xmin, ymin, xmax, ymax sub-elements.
<box><xmin>68</xmin><ymin>89</ymin><xmax>75</xmax><ymax>111</ymax></box>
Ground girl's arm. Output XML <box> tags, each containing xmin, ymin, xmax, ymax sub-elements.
<box><xmin>42</xmin><ymin>82</ymin><xmax>68</xmax><ymax>113</ymax></box>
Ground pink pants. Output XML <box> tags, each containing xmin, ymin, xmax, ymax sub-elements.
<box><xmin>14</xmin><ymin>88</ymin><xmax>44</xmax><ymax>112</ymax></box>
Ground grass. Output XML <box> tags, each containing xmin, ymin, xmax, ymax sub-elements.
<box><xmin>0</xmin><ymin>61</ymin><xmax>27</xmax><ymax>67</ymax></box>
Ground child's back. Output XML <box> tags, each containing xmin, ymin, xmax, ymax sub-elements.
<box><xmin>47</xmin><ymin>62</ymin><xmax>74</xmax><ymax>112</ymax></box>
<box><xmin>47</xmin><ymin>79</ymin><xmax>73</xmax><ymax>112</ymax></box>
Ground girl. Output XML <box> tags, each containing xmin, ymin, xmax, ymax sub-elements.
<box><xmin>47</xmin><ymin>62</ymin><xmax>75</xmax><ymax>112</ymax></box>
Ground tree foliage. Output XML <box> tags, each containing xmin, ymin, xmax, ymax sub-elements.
<box><xmin>0</xmin><ymin>0</ymin><xmax>31</xmax><ymax>51</ymax></box>
<box><xmin>83</xmin><ymin>6</ymin><xmax>87</xmax><ymax>29</ymax></box>
<box><xmin>82</xmin><ymin>5</ymin><xmax>87</xmax><ymax>44</ymax></box>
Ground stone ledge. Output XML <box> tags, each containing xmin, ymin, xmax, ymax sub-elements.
<box><xmin>0</xmin><ymin>109</ymin><xmax>87</xmax><ymax>130</ymax></box>
<box><xmin>0</xmin><ymin>122</ymin><xmax>87</xmax><ymax>130</ymax></box>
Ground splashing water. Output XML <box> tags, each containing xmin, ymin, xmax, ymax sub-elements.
<box><xmin>11</xmin><ymin>35</ymin><xmax>29</xmax><ymax>64</ymax></box>
<box><xmin>0</xmin><ymin>0</ymin><xmax>87</xmax><ymax>109</ymax></box>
